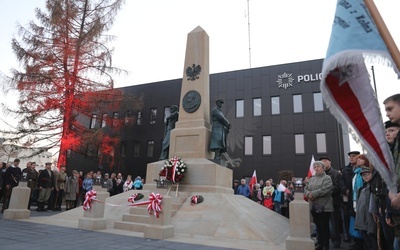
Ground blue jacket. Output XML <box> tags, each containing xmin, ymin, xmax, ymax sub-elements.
<box><xmin>237</xmin><ymin>184</ymin><xmax>250</xmax><ymax>197</ymax></box>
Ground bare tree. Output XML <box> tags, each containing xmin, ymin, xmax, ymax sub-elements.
<box><xmin>1</xmin><ymin>0</ymin><xmax>133</xmax><ymax>167</ymax></box>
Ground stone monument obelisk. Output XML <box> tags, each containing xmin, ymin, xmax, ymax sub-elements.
<box><xmin>145</xmin><ymin>26</ymin><xmax>232</xmax><ymax>194</ymax></box>
<box><xmin>169</xmin><ymin>26</ymin><xmax>212</xmax><ymax>159</ymax></box>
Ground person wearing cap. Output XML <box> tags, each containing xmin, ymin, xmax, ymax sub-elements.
<box><xmin>385</xmin><ymin>120</ymin><xmax>400</xmax><ymax>150</ymax></box>
<box><xmin>233</xmin><ymin>180</ymin><xmax>239</xmax><ymax>195</ymax></box>
<box><xmin>340</xmin><ymin>150</ymin><xmax>360</xmax><ymax>242</ymax></box>
<box><xmin>36</xmin><ymin>162</ymin><xmax>55</xmax><ymax>212</ymax></box>
<box><xmin>53</xmin><ymin>165</ymin><xmax>67</xmax><ymax>211</ymax></box>
<box><xmin>354</xmin><ymin>166</ymin><xmax>378</xmax><ymax>249</ymax></box>
<box><xmin>319</xmin><ymin>156</ymin><xmax>343</xmax><ymax>248</ymax></box>
<box><xmin>1</xmin><ymin>159</ymin><xmax>22</xmax><ymax>213</ymax></box>
<box><xmin>304</xmin><ymin>161</ymin><xmax>333</xmax><ymax>250</ymax></box>
<box><xmin>210</xmin><ymin>98</ymin><xmax>231</xmax><ymax>160</ymax></box>
<box><xmin>159</xmin><ymin>105</ymin><xmax>179</xmax><ymax>160</ymax></box>
<box><xmin>23</xmin><ymin>162</ymin><xmax>39</xmax><ymax>210</ymax></box>
<box><xmin>65</xmin><ymin>170</ymin><xmax>79</xmax><ymax>210</ymax></box>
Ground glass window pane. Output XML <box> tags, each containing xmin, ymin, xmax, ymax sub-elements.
<box><xmin>112</xmin><ymin>112</ymin><xmax>119</xmax><ymax>127</ymax></box>
<box><xmin>263</xmin><ymin>136</ymin><xmax>271</xmax><ymax>155</ymax></box>
<box><xmin>236</xmin><ymin>100</ymin><xmax>244</xmax><ymax>118</ymax></box>
<box><xmin>133</xmin><ymin>141</ymin><xmax>140</xmax><ymax>158</ymax></box>
<box><xmin>125</xmin><ymin>110</ymin><xmax>132</xmax><ymax>124</ymax></box>
<box><xmin>137</xmin><ymin>111</ymin><xmax>142</xmax><ymax>125</ymax></box>
<box><xmin>150</xmin><ymin>108</ymin><xmax>157</xmax><ymax>124</ymax></box>
<box><xmin>244</xmin><ymin>136</ymin><xmax>253</xmax><ymax>155</ymax></box>
<box><xmin>314</xmin><ymin>92</ymin><xmax>323</xmax><ymax>111</ymax></box>
<box><xmin>316</xmin><ymin>133</ymin><xmax>327</xmax><ymax>153</ymax></box>
<box><xmin>295</xmin><ymin>134</ymin><xmax>305</xmax><ymax>154</ymax></box>
<box><xmin>271</xmin><ymin>97</ymin><xmax>280</xmax><ymax>115</ymax></box>
<box><xmin>293</xmin><ymin>94</ymin><xmax>302</xmax><ymax>113</ymax></box>
<box><xmin>147</xmin><ymin>140</ymin><xmax>154</xmax><ymax>157</ymax></box>
<box><xmin>90</xmin><ymin>114</ymin><xmax>97</xmax><ymax>129</ymax></box>
<box><xmin>164</xmin><ymin>107</ymin><xmax>171</xmax><ymax>123</ymax></box>
<box><xmin>101</xmin><ymin>113</ymin><xmax>107</xmax><ymax>127</ymax></box>
<box><xmin>253</xmin><ymin>98</ymin><xmax>261</xmax><ymax>116</ymax></box>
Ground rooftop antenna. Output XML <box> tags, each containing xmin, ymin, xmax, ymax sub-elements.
<box><xmin>247</xmin><ymin>0</ymin><xmax>251</xmax><ymax>68</ymax></box>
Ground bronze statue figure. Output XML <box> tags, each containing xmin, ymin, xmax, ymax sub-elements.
<box><xmin>159</xmin><ymin>105</ymin><xmax>179</xmax><ymax>160</ymax></box>
<box><xmin>209</xmin><ymin>99</ymin><xmax>231</xmax><ymax>159</ymax></box>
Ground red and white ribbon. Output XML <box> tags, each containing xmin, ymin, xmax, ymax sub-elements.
<box><xmin>190</xmin><ymin>195</ymin><xmax>198</xmax><ymax>206</ymax></box>
<box><xmin>83</xmin><ymin>190</ymin><xmax>97</xmax><ymax>211</ymax></box>
<box><xmin>127</xmin><ymin>193</ymin><xmax>138</xmax><ymax>203</ymax></box>
<box><xmin>147</xmin><ymin>193</ymin><xmax>163</xmax><ymax>218</ymax></box>
<box><xmin>171</xmin><ymin>156</ymin><xmax>180</xmax><ymax>183</ymax></box>
<box><xmin>83</xmin><ymin>191</ymin><xmax>163</xmax><ymax>219</ymax></box>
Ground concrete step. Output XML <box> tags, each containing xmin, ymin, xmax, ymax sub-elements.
<box><xmin>130</xmin><ymin>206</ymin><xmax>149</xmax><ymax>215</ymax></box>
<box><xmin>114</xmin><ymin>221</ymin><xmax>146</xmax><ymax>232</ymax></box>
<box><xmin>122</xmin><ymin>214</ymin><xmax>149</xmax><ymax>224</ymax></box>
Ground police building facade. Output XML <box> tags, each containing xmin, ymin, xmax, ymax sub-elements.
<box><xmin>68</xmin><ymin>58</ymin><xmax>350</xmax><ymax>182</ymax></box>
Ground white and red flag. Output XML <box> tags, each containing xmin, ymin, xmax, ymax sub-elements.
<box><xmin>248</xmin><ymin>170</ymin><xmax>257</xmax><ymax>194</ymax></box>
<box><xmin>320</xmin><ymin>0</ymin><xmax>400</xmax><ymax>193</ymax></box>
<box><xmin>307</xmin><ymin>155</ymin><xmax>316</xmax><ymax>178</ymax></box>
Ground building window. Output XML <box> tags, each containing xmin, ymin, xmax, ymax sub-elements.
<box><xmin>147</xmin><ymin>140</ymin><xmax>154</xmax><ymax>157</ymax></box>
<box><xmin>293</xmin><ymin>94</ymin><xmax>302</xmax><ymax>113</ymax></box>
<box><xmin>150</xmin><ymin>108</ymin><xmax>157</xmax><ymax>124</ymax></box>
<box><xmin>263</xmin><ymin>136</ymin><xmax>271</xmax><ymax>155</ymax></box>
<box><xmin>101</xmin><ymin>113</ymin><xmax>107</xmax><ymax>127</ymax></box>
<box><xmin>133</xmin><ymin>141</ymin><xmax>140</xmax><ymax>158</ymax></box>
<box><xmin>90</xmin><ymin>114</ymin><xmax>97</xmax><ymax>129</ymax></box>
<box><xmin>313</xmin><ymin>92</ymin><xmax>324</xmax><ymax>111</ymax></box>
<box><xmin>316</xmin><ymin>133</ymin><xmax>327</xmax><ymax>153</ymax></box>
<box><xmin>125</xmin><ymin>110</ymin><xmax>132</xmax><ymax>124</ymax></box>
<box><xmin>137</xmin><ymin>111</ymin><xmax>142</xmax><ymax>125</ymax></box>
<box><xmin>253</xmin><ymin>98</ymin><xmax>261</xmax><ymax>116</ymax></box>
<box><xmin>86</xmin><ymin>144</ymin><xmax>97</xmax><ymax>158</ymax></box>
<box><xmin>120</xmin><ymin>141</ymin><xmax>127</xmax><ymax>158</ymax></box>
<box><xmin>271</xmin><ymin>97</ymin><xmax>280</xmax><ymax>115</ymax></box>
<box><xmin>112</xmin><ymin>112</ymin><xmax>119</xmax><ymax>127</ymax></box>
<box><xmin>236</xmin><ymin>100</ymin><xmax>244</xmax><ymax>118</ymax></box>
<box><xmin>164</xmin><ymin>107</ymin><xmax>171</xmax><ymax>123</ymax></box>
<box><xmin>244</xmin><ymin>136</ymin><xmax>253</xmax><ymax>155</ymax></box>
<box><xmin>295</xmin><ymin>134</ymin><xmax>305</xmax><ymax>154</ymax></box>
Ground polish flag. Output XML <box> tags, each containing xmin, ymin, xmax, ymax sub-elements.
<box><xmin>248</xmin><ymin>170</ymin><xmax>257</xmax><ymax>194</ymax></box>
<box><xmin>320</xmin><ymin>0</ymin><xmax>399</xmax><ymax>192</ymax></box>
<box><xmin>307</xmin><ymin>155</ymin><xmax>315</xmax><ymax>178</ymax></box>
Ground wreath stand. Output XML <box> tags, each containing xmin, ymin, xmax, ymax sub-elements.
<box><xmin>166</xmin><ymin>183</ymin><xmax>179</xmax><ymax>197</ymax></box>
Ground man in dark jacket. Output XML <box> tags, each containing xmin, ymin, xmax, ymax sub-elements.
<box><xmin>36</xmin><ymin>162</ymin><xmax>55</xmax><ymax>211</ymax></box>
<box><xmin>320</xmin><ymin>156</ymin><xmax>343</xmax><ymax>248</ymax></box>
<box><xmin>1</xmin><ymin>159</ymin><xmax>22</xmax><ymax>213</ymax></box>
<box><xmin>341</xmin><ymin>150</ymin><xmax>360</xmax><ymax>244</ymax></box>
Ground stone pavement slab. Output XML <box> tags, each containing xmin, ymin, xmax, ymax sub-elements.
<box><xmin>0</xmin><ymin>217</ymin><xmax>237</xmax><ymax>250</ymax></box>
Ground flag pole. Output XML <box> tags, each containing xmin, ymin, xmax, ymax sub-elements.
<box><xmin>364</xmin><ymin>0</ymin><xmax>400</xmax><ymax>71</ymax></box>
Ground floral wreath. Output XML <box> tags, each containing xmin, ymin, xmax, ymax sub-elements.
<box><xmin>190</xmin><ymin>195</ymin><xmax>204</xmax><ymax>206</ymax></box>
<box><xmin>159</xmin><ymin>156</ymin><xmax>187</xmax><ymax>184</ymax></box>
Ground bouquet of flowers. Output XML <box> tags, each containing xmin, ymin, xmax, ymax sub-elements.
<box><xmin>159</xmin><ymin>156</ymin><xmax>187</xmax><ymax>184</ymax></box>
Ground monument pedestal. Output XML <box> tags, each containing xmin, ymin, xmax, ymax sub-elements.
<box><xmin>78</xmin><ymin>191</ymin><xmax>109</xmax><ymax>230</ymax></box>
<box><xmin>145</xmin><ymin>158</ymin><xmax>232</xmax><ymax>194</ymax></box>
<box><xmin>3</xmin><ymin>186</ymin><xmax>31</xmax><ymax>220</ymax></box>
<box><xmin>144</xmin><ymin>196</ymin><xmax>174</xmax><ymax>239</ymax></box>
<box><xmin>286</xmin><ymin>193</ymin><xmax>314</xmax><ymax>250</ymax></box>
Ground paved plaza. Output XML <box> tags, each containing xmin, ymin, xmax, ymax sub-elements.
<box><xmin>0</xmin><ymin>210</ymin><xmax>237</xmax><ymax>250</ymax></box>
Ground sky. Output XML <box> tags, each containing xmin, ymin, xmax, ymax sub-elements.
<box><xmin>1</xmin><ymin>0</ymin><xmax>400</xmax><ymax>152</ymax></box>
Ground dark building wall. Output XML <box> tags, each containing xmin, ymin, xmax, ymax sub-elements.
<box><xmin>68</xmin><ymin>59</ymin><xmax>346</xmax><ymax>182</ymax></box>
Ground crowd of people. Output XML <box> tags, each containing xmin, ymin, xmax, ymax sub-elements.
<box><xmin>233</xmin><ymin>177</ymin><xmax>295</xmax><ymax>218</ymax></box>
<box><xmin>0</xmin><ymin>161</ymin><xmax>144</xmax><ymax>212</ymax></box>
